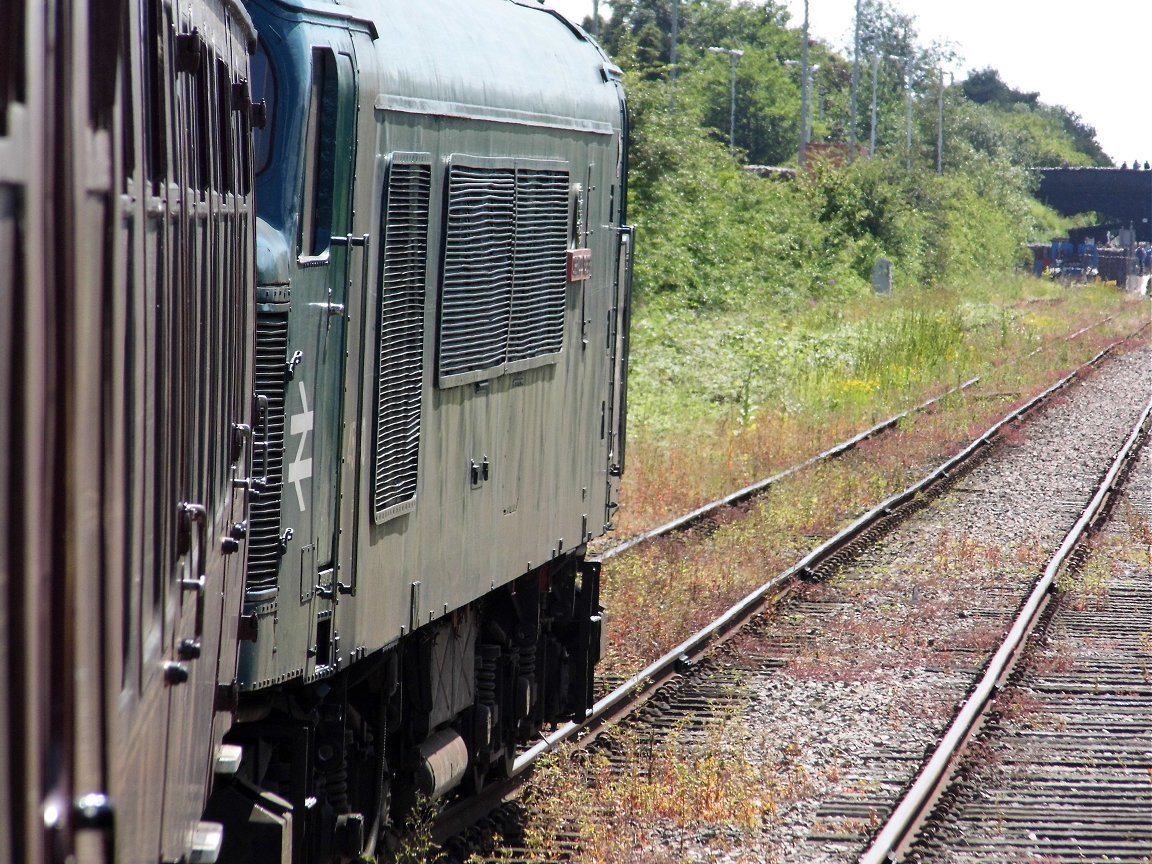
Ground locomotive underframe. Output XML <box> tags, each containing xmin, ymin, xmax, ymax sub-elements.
<box><xmin>209</xmin><ymin>554</ymin><xmax>601</xmax><ymax>862</ymax></box>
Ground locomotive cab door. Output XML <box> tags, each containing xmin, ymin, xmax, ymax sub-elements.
<box><xmin>283</xmin><ymin>43</ymin><xmax>358</xmax><ymax>675</ymax></box>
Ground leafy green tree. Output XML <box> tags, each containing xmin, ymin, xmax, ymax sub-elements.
<box><xmin>605</xmin><ymin>0</ymin><xmax>1108</xmax><ymax>317</ymax></box>
<box><xmin>962</xmin><ymin>67</ymin><xmax>1039</xmax><ymax>107</ymax></box>
<box><xmin>605</xmin><ymin>0</ymin><xmax>809</xmax><ymax>165</ymax></box>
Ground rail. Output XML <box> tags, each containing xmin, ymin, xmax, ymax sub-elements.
<box><xmin>858</xmin><ymin>394</ymin><xmax>1152</xmax><ymax>864</ymax></box>
<box><xmin>514</xmin><ymin>334</ymin><xmax>1137</xmax><ymax>776</ymax></box>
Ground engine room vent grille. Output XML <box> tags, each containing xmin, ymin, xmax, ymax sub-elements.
<box><xmin>438</xmin><ymin>159</ymin><xmax>570</xmax><ymax>386</ymax></box>
<box><xmin>374</xmin><ymin>155</ymin><xmax>431</xmax><ymax>523</ymax></box>
<box><xmin>508</xmin><ymin>170</ymin><xmax>568</xmax><ymax>364</ymax></box>
<box><xmin>439</xmin><ymin>165</ymin><xmax>516</xmax><ymax>379</ymax></box>
<box><xmin>245</xmin><ymin>310</ymin><xmax>288</xmax><ymax>598</ymax></box>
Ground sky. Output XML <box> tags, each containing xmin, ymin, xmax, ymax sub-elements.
<box><xmin>546</xmin><ymin>0</ymin><xmax>1151</xmax><ymax>166</ymax></box>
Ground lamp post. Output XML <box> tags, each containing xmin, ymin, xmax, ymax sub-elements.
<box><xmin>786</xmin><ymin>59</ymin><xmax>821</xmax><ymax>167</ymax></box>
<box><xmin>709</xmin><ymin>46</ymin><xmax>744</xmax><ymax>152</ymax></box>
<box><xmin>904</xmin><ymin>54</ymin><xmax>914</xmax><ymax>170</ymax></box>
<box><xmin>669</xmin><ymin>0</ymin><xmax>679</xmax><ymax>107</ymax></box>
<box><xmin>936</xmin><ymin>68</ymin><xmax>952</xmax><ymax>174</ymax></box>
<box><xmin>849</xmin><ymin>0</ymin><xmax>862</xmax><ymax>160</ymax></box>
<box><xmin>805</xmin><ymin>65</ymin><xmax>821</xmax><ymax>160</ymax></box>
<box><xmin>800</xmin><ymin>0</ymin><xmax>810</xmax><ymax>167</ymax></box>
<box><xmin>869</xmin><ymin>53</ymin><xmax>900</xmax><ymax>157</ymax></box>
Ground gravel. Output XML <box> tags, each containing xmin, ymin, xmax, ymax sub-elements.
<box><xmin>655</xmin><ymin>342</ymin><xmax>1151</xmax><ymax>863</ymax></box>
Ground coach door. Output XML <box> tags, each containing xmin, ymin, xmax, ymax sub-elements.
<box><xmin>286</xmin><ymin>44</ymin><xmax>358</xmax><ymax>674</ymax></box>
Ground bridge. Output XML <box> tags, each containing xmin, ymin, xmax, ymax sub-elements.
<box><xmin>1035</xmin><ymin>167</ymin><xmax>1152</xmax><ymax>242</ymax></box>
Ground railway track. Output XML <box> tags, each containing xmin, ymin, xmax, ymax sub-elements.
<box><xmin>426</xmin><ymin>331</ymin><xmax>1149</xmax><ymax>863</ymax></box>
<box><xmin>597</xmin><ymin>314</ymin><xmax>1119</xmax><ymax>563</ymax></box>
<box><xmin>886</xmin><ymin>403</ymin><xmax>1152</xmax><ymax>863</ymax></box>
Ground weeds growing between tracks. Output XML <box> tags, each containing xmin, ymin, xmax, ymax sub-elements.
<box><xmin>516</xmin><ymin>283</ymin><xmax>1147</xmax><ymax>863</ymax></box>
<box><xmin>606</xmin><ymin>282</ymin><xmax>1148</xmax><ymax>675</ymax></box>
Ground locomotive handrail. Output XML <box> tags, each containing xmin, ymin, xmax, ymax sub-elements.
<box><xmin>254</xmin><ymin>393</ymin><xmax>271</xmax><ymax>490</ymax></box>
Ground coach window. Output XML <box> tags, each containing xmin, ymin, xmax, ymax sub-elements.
<box><xmin>216</xmin><ymin>59</ymin><xmax>235</xmax><ymax>193</ymax></box>
<box><xmin>192</xmin><ymin>49</ymin><xmax>212</xmax><ymax>192</ymax></box>
<box><xmin>142</xmin><ymin>0</ymin><xmax>168</xmax><ymax>188</ymax></box>
<box><xmin>88</xmin><ymin>0</ymin><xmax>118</xmax><ymax>130</ymax></box>
<box><xmin>298</xmin><ymin>48</ymin><xmax>338</xmax><ymax>259</ymax></box>
<box><xmin>0</xmin><ymin>0</ymin><xmax>25</xmax><ymax>136</ymax></box>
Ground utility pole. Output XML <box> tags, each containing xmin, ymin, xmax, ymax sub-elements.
<box><xmin>669</xmin><ymin>0</ymin><xmax>679</xmax><ymax>109</ymax></box>
<box><xmin>904</xmin><ymin>55</ymin><xmax>914</xmax><ymax>170</ymax></box>
<box><xmin>849</xmin><ymin>0</ymin><xmax>862</xmax><ymax>160</ymax></box>
<box><xmin>937</xmin><ymin>68</ymin><xmax>949</xmax><ymax>174</ymax></box>
<box><xmin>709</xmin><ymin>46</ymin><xmax>744</xmax><ymax>152</ymax></box>
<box><xmin>869</xmin><ymin>54</ymin><xmax>880</xmax><ymax>157</ymax></box>
<box><xmin>870</xmin><ymin>53</ymin><xmax>899</xmax><ymax>157</ymax></box>
<box><xmin>787</xmin><ymin>58</ymin><xmax>821</xmax><ymax>166</ymax></box>
<box><xmin>800</xmin><ymin>0</ymin><xmax>811</xmax><ymax>167</ymax></box>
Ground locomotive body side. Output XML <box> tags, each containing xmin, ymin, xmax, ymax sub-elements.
<box><xmin>353</xmin><ymin>0</ymin><xmax>628</xmax><ymax>661</ymax></box>
<box><xmin>214</xmin><ymin>0</ymin><xmax>631</xmax><ymax>859</ymax></box>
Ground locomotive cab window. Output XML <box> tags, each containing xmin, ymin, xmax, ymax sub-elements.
<box><xmin>141</xmin><ymin>0</ymin><xmax>168</xmax><ymax>189</ymax></box>
<box><xmin>250</xmin><ymin>39</ymin><xmax>276</xmax><ymax>176</ymax></box>
<box><xmin>298</xmin><ymin>48</ymin><xmax>338</xmax><ymax>260</ymax></box>
<box><xmin>215</xmin><ymin>59</ymin><xmax>235</xmax><ymax>193</ymax></box>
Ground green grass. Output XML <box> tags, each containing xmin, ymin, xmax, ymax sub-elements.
<box><xmin>617</xmin><ymin>276</ymin><xmax>1148</xmax><ymax>539</ymax></box>
<box><xmin>600</xmin><ymin>279</ymin><xmax>1148</xmax><ymax>676</ymax></box>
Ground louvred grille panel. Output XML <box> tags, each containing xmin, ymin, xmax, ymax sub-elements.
<box><xmin>509</xmin><ymin>169</ymin><xmax>568</xmax><ymax>363</ymax></box>
<box><xmin>439</xmin><ymin>165</ymin><xmax>515</xmax><ymax>378</ymax></box>
<box><xmin>374</xmin><ymin>157</ymin><xmax>430</xmax><ymax>521</ymax></box>
<box><xmin>438</xmin><ymin>160</ymin><xmax>570</xmax><ymax>384</ymax></box>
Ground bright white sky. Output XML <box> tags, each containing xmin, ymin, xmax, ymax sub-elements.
<box><xmin>547</xmin><ymin>0</ymin><xmax>1151</xmax><ymax>166</ymax></box>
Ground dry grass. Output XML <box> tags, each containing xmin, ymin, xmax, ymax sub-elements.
<box><xmin>601</xmin><ymin>301</ymin><xmax>1148</xmax><ymax>677</ymax></box>
<box><xmin>514</xmin><ymin>291</ymin><xmax>1147</xmax><ymax>861</ymax></box>
<box><xmin>614</xmin><ymin>293</ymin><xmax>1148</xmax><ymax>540</ymax></box>
<box><xmin>520</xmin><ymin>710</ymin><xmax>813</xmax><ymax>864</ymax></box>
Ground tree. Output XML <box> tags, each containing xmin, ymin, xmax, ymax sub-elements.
<box><xmin>962</xmin><ymin>67</ymin><xmax>1039</xmax><ymax>107</ymax></box>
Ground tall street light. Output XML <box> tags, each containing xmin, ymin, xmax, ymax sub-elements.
<box><xmin>904</xmin><ymin>54</ymin><xmax>914</xmax><ymax>169</ymax></box>
<box><xmin>849</xmin><ymin>0</ymin><xmax>862</xmax><ymax>160</ymax></box>
<box><xmin>869</xmin><ymin>53</ymin><xmax>900</xmax><ymax>157</ymax></box>
<box><xmin>669</xmin><ymin>0</ymin><xmax>680</xmax><ymax>108</ymax></box>
<box><xmin>937</xmin><ymin>69</ymin><xmax>952</xmax><ymax>174</ymax></box>
<box><xmin>786</xmin><ymin>60</ymin><xmax>821</xmax><ymax>167</ymax></box>
<box><xmin>709</xmin><ymin>46</ymin><xmax>744</xmax><ymax>152</ymax></box>
<box><xmin>805</xmin><ymin>65</ymin><xmax>821</xmax><ymax>160</ymax></box>
<box><xmin>800</xmin><ymin>0</ymin><xmax>811</xmax><ymax>168</ymax></box>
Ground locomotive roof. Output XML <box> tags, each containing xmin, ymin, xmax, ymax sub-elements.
<box><xmin>272</xmin><ymin>0</ymin><xmax>623</xmax><ymax>132</ymax></box>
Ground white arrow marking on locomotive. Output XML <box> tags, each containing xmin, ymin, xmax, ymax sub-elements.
<box><xmin>288</xmin><ymin>380</ymin><xmax>313</xmax><ymax>511</ymax></box>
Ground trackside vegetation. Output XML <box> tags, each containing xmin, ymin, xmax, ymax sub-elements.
<box><xmin>491</xmin><ymin>2</ymin><xmax>1149</xmax><ymax>863</ymax></box>
<box><xmin>597</xmin><ymin>0</ymin><xmax>1145</xmax><ymax>537</ymax></box>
